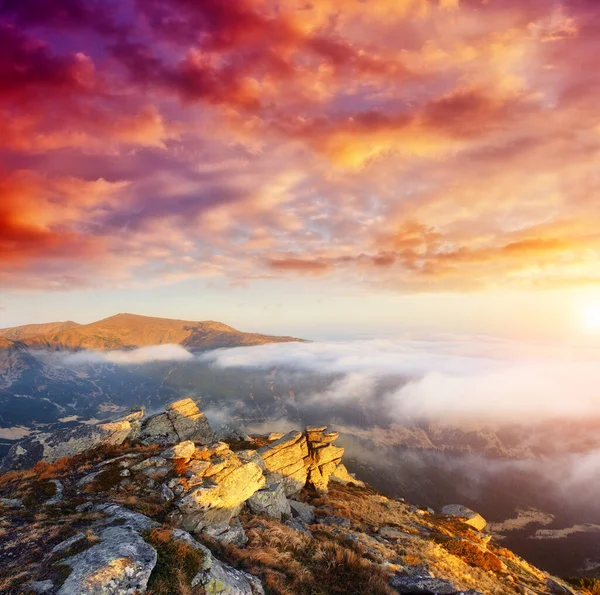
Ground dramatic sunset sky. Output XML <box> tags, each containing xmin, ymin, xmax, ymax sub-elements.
<box><xmin>2</xmin><ymin>0</ymin><xmax>600</xmax><ymax>339</ymax></box>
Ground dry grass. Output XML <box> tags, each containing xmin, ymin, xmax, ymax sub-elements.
<box><xmin>441</xmin><ymin>540</ymin><xmax>504</xmax><ymax>572</ymax></box>
<box><xmin>172</xmin><ymin>458</ymin><xmax>188</xmax><ymax>476</ymax></box>
<box><xmin>213</xmin><ymin>516</ymin><xmax>396</xmax><ymax>595</ymax></box>
<box><xmin>566</xmin><ymin>578</ymin><xmax>600</xmax><ymax>595</ymax></box>
<box><xmin>305</xmin><ymin>483</ymin><xmax>414</xmax><ymax>535</ymax></box>
<box><xmin>144</xmin><ymin>528</ymin><xmax>206</xmax><ymax>595</ymax></box>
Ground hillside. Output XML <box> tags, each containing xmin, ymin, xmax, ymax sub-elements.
<box><xmin>0</xmin><ymin>313</ymin><xmax>303</xmax><ymax>352</ymax></box>
<box><xmin>0</xmin><ymin>400</ymin><xmax>586</xmax><ymax>595</ymax></box>
<box><xmin>0</xmin><ymin>321</ymin><xmax>81</xmax><ymax>342</ymax></box>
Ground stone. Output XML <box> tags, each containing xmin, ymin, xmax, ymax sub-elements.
<box><xmin>289</xmin><ymin>500</ymin><xmax>315</xmax><ymax>524</ymax></box>
<box><xmin>216</xmin><ymin>423</ymin><xmax>252</xmax><ymax>442</ymax></box>
<box><xmin>380</xmin><ymin>526</ymin><xmax>407</xmax><ymax>541</ymax></box>
<box><xmin>547</xmin><ymin>578</ymin><xmax>580</xmax><ymax>595</ymax></box>
<box><xmin>57</xmin><ymin>526</ymin><xmax>157</xmax><ymax>595</ymax></box>
<box><xmin>114</xmin><ymin>406</ymin><xmax>145</xmax><ymax>423</ymax></box>
<box><xmin>285</xmin><ymin>518</ymin><xmax>310</xmax><ymax>534</ymax></box>
<box><xmin>311</xmin><ymin>444</ymin><xmax>344</xmax><ymax>467</ymax></box>
<box><xmin>0</xmin><ymin>420</ymin><xmax>133</xmax><ymax>471</ymax></box>
<box><xmin>161</xmin><ymin>483</ymin><xmax>175</xmax><ymax>501</ymax></box>
<box><xmin>248</xmin><ymin>482</ymin><xmax>291</xmax><ymax>519</ymax></box>
<box><xmin>0</xmin><ymin>497</ymin><xmax>23</xmax><ymax>509</ymax></box>
<box><xmin>167</xmin><ymin>398</ymin><xmax>216</xmax><ymax>444</ymax></box>
<box><xmin>441</xmin><ymin>505</ymin><xmax>487</xmax><ymax>531</ymax></box>
<box><xmin>93</xmin><ymin>503</ymin><xmax>159</xmax><ymax>532</ymax></box>
<box><xmin>203</xmin><ymin>518</ymin><xmax>248</xmax><ymax>546</ymax></box>
<box><xmin>321</xmin><ymin>431</ymin><xmax>340</xmax><ymax>443</ymax></box>
<box><xmin>139</xmin><ymin>413</ymin><xmax>179</xmax><ymax>445</ymax></box>
<box><xmin>77</xmin><ymin>471</ymin><xmax>101</xmax><ymax>486</ymax></box>
<box><xmin>318</xmin><ymin>515</ymin><xmax>351</xmax><ymax>528</ymax></box>
<box><xmin>389</xmin><ymin>575</ymin><xmax>457</xmax><ymax>594</ymax></box>
<box><xmin>330</xmin><ymin>463</ymin><xmax>365</xmax><ymax>487</ymax></box>
<box><xmin>171</xmin><ymin>529</ymin><xmax>264</xmax><ymax>594</ymax></box>
<box><xmin>131</xmin><ymin>456</ymin><xmax>168</xmax><ymax>471</ymax></box>
<box><xmin>27</xmin><ymin>580</ymin><xmax>54</xmax><ymax>593</ymax></box>
<box><xmin>161</xmin><ymin>440</ymin><xmax>196</xmax><ymax>461</ymax></box>
<box><xmin>51</xmin><ymin>532</ymin><xmax>87</xmax><ymax>555</ymax></box>
<box><xmin>142</xmin><ymin>466</ymin><xmax>170</xmax><ymax>478</ymax></box>
<box><xmin>267</xmin><ymin>432</ymin><xmax>284</xmax><ymax>442</ymax></box>
<box><xmin>187</xmin><ymin>460</ymin><xmax>211</xmax><ymax>476</ymax></box>
<box><xmin>236</xmin><ymin>450</ymin><xmax>266</xmax><ymax>471</ymax></box>
<box><xmin>177</xmin><ymin>460</ymin><xmax>266</xmax><ymax>531</ymax></box>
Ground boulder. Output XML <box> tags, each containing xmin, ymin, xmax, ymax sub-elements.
<box><xmin>171</xmin><ymin>529</ymin><xmax>264</xmax><ymax>594</ymax></box>
<box><xmin>161</xmin><ymin>440</ymin><xmax>196</xmax><ymax>461</ymax></box>
<box><xmin>140</xmin><ymin>398</ymin><xmax>216</xmax><ymax>446</ymax></box>
<box><xmin>216</xmin><ymin>423</ymin><xmax>252</xmax><ymax>443</ymax></box>
<box><xmin>167</xmin><ymin>398</ymin><xmax>216</xmax><ymax>444</ymax></box>
<box><xmin>0</xmin><ymin>420</ymin><xmax>133</xmax><ymax>471</ymax></box>
<box><xmin>139</xmin><ymin>413</ymin><xmax>179</xmax><ymax>445</ymax></box>
<box><xmin>247</xmin><ymin>482</ymin><xmax>291</xmax><ymax>519</ymax></box>
<box><xmin>177</xmin><ymin>459</ymin><xmax>266</xmax><ymax>531</ymax></box>
<box><xmin>93</xmin><ymin>503</ymin><xmax>159</xmax><ymax>532</ymax></box>
<box><xmin>27</xmin><ymin>580</ymin><xmax>54</xmax><ymax>593</ymax></box>
<box><xmin>0</xmin><ymin>497</ymin><xmax>23</xmax><ymax>509</ymax></box>
<box><xmin>318</xmin><ymin>515</ymin><xmax>351</xmax><ymax>528</ymax></box>
<box><xmin>203</xmin><ymin>518</ymin><xmax>248</xmax><ymax>546</ymax></box>
<box><xmin>441</xmin><ymin>505</ymin><xmax>487</xmax><ymax>531</ymax></box>
<box><xmin>380</xmin><ymin>526</ymin><xmax>408</xmax><ymax>541</ymax></box>
<box><xmin>57</xmin><ymin>526</ymin><xmax>157</xmax><ymax>595</ymax></box>
<box><xmin>330</xmin><ymin>463</ymin><xmax>365</xmax><ymax>487</ymax></box>
<box><xmin>389</xmin><ymin>575</ymin><xmax>457</xmax><ymax>594</ymax></box>
<box><xmin>160</xmin><ymin>483</ymin><xmax>175</xmax><ymax>501</ymax></box>
<box><xmin>289</xmin><ymin>500</ymin><xmax>315</xmax><ymax>524</ymax></box>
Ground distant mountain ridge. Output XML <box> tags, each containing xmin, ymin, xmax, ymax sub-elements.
<box><xmin>0</xmin><ymin>313</ymin><xmax>303</xmax><ymax>352</ymax></box>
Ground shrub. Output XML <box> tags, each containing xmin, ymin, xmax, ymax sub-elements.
<box><xmin>441</xmin><ymin>540</ymin><xmax>504</xmax><ymax>572</ymax></box>
<box><xmin>89</xmin><ymin>464</ymin><xmax>122</xmax><ymax>492</ymax></box>
<box><xmin>22</xmin><ymin>479</ymin><xmax>57</xmax><ymax>507</ymax></box>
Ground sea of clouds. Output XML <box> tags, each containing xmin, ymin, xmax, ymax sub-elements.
<box><xmin>45</xmin><ymin>335</ymin><xmax>600</xmax><ymax>424</ymax></box>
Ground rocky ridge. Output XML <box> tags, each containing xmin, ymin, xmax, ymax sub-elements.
<box><xmin>0</xmin><ymin>399</ymin><xmax>585</xmax><ymax>595</ymax></box>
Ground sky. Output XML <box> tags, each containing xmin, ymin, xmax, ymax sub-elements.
<box><xmin>2</xmin><ymin>0</ymin><xmax>600</xmax><ymax>339</ymax></box>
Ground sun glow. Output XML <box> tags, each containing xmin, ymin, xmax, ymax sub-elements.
<box><xmin>580</xmin><ymin>304</ymin><xmax>600</xmax><ymax>333</ymax></box>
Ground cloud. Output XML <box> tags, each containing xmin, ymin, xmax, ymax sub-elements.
<box><xmin>200</xmin><ymin>337</ymin><xmax>600</xmax><ymax>423</ymax></box>
<box><xmin>3</xmin><ymin>0</ymin><xmax>600</xmax><ymax>292</ymax></box>
<box><xmin>58</xmin><ymin>343</ymin><xmax>194</xmax><ymax>365</ymax></box>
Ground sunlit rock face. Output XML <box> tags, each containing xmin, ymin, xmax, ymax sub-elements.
<box><xmin>441</xmin><ymin>504</ymin><xmax>487</xmax><ymax>531</ymax></box>
<box><xmin>139</xmin><ymin>398</ymin><xmax>216</xmax><ymax>446</ymax></box>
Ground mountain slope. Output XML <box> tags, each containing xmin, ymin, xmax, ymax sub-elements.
<box><xmin>0</xmin><ymin>321</ymin><xmax>80</xmax><ymax>341</ymax></box>
<box><xmin>1</xmin><ymin>313</ymin><xmax>302</xmax><ymax>351</ymax></box>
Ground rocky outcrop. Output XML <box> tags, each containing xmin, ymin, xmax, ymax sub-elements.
<box><xmin>441</xmin><ymin>504</ymin><xmax>487</xmax><ymax>531</ymax></box>
<box><xmin>57</xmin><ymin>526</ymin><xmax>157</xmax><ymax>595</ymax></box>
<box><xmin>175</xmin><ymin>443</ymin><xmax>266</xmax><ymax>531</ymax></box>
<box><xmin>258</xmin><ymin>431</ymin><xmax>309</xmax><ymax>496</ymax></box>
<box><xmin>140</xmin><ymin>398</ymin><xmax>216</xmax><ymax>446</ymax></box>
<box><xmin>0</xmin><ymin>419</ymin><xmax>134</xmax><ymax>471</ymax></box>
<box><xmin>256</xmin><ymin>426</ymin><xmax>352</xmax><ymax>495</ymax></box>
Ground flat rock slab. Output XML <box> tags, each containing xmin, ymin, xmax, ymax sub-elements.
<box><xmin>57</xmin><ymin>526</ymin><xmax>157</xmax><ymax>595</ymax></box>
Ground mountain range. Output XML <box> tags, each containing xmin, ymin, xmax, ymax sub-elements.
<box><xmin>0</xmin><ymin>313</ymin><xmax>302</xmax><ymax>351</ymax></box>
